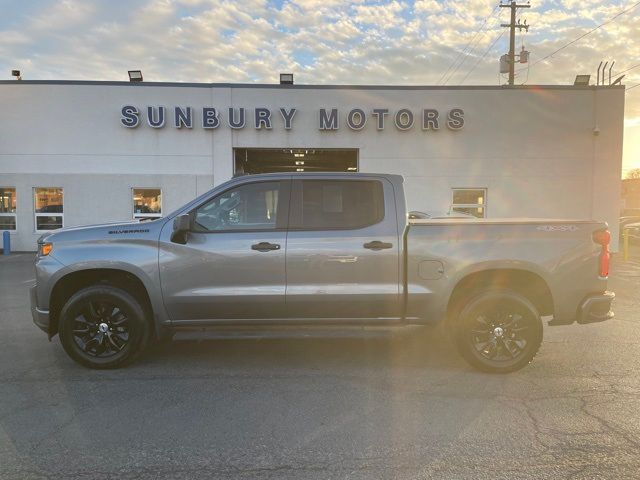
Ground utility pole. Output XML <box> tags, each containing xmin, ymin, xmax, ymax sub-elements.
<box><xmin>500</xmin><ymin>1</ymin><xmax>530</xmax><ymax>85</ymax></box>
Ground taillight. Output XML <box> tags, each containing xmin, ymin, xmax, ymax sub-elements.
<box><xmin>593</xmin><ymin>229</ymin><xmax>610</xmax><ymax>278</ymax></box>
<box><xmin>593</xmin><ymin>229</ymin><xmax>611</xmax><ymax>246</ymax></box>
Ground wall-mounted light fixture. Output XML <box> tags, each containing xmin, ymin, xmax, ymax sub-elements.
<box><xmin>128</xmin><ymin>70</ymin><xmax>143</xmax><ymax>82</ymax></box>
<box><xmin>574</xmin><ymin>74</ymin><xmax>590</xmax><ymax>86</ymax></box>
<box><xmin>280</xmin><ymin>73</ymin><xmax>293</xmax><ymax>85</ymax></box>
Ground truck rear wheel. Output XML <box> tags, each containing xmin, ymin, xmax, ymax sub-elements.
<box><xmin>454</xmin><ymin>289</ymin><xmax>542</xmax><ymax>373</ymax></box>
<box><xmin>58</xmin><ymin>285</ymin><xmax>150</xmax><ymax>369</ymax></box>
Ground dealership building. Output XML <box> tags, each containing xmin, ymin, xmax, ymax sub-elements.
<box><xmin>0</xmin><ymin>80</ymin><xmax>625</xmax><ymax>251</ymax></box>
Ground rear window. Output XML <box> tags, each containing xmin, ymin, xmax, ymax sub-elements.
<box><xmin>296</xmin><ymin>180</ymin><xmax>384</xmax><ymax>230</ymax></box>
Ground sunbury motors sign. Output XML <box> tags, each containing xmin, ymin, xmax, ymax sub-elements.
<box><xmin>120</xmin><ymin>106</ymin><xmax>465</xmax><ymax>131</ymax></box>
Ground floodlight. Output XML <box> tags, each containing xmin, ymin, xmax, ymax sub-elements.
<box><xmin>280</xmin><ymin>73</ymin><xmax>293</xmax><ymax>85</ymax></box>
<box><xmin>574</xmin><ymin>74</ymin><xmax>590</xmax><ymax>86</ymax></box>
<box><xmin>128</xmin><ymin>70</ymin><xmax>143</xmax><ymax>82</ymax></box>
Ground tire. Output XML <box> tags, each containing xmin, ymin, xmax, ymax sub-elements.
<box><xmin>58</xmin><ymin>285</ymin><xmax>150</xmax><ymax>369</ymax></box>
<box><xmin>453</xmin><ymin>289</ymin><xmax>543</xmax><ymax>373</ymax></box>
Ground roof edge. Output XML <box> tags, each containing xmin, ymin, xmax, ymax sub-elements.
<box><xmin>0</xmin><ymin>80</ymin><xmax>627</xmax><ymax>90</ymax></box>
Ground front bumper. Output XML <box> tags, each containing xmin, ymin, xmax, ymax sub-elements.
<box><xmin>30</xmin><ymin>284</ymin><xmax>50</xmax><ymax>335</ymax></box>
<box><xmin>577</xmin><ymin>291</ymin><xmax>615</xmax><ymax>324</ymax></box>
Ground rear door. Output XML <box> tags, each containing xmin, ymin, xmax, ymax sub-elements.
<box><xmin>285</xmin><ymin>177</ymin><xmax>401</xmax><ymax>319</ymax></box>
<box><xmin>159</xmin><ymin>179</ymin><xmax>290</xmax><ymax>321</ymax></box>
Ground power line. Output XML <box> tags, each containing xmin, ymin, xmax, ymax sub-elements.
<box><xmin>525</xmin><ymin>1</ymin><xmax>640</xmax><ymax>70</ymax></box>
<box><xmin>460</xmin><ymin>30</ymin><xmax>506</xmax><ymax>84</ymax></box>
<box><xmin>617</xmin><ymin>62</ymin><xmax>640</xmax><ymax>76</ymax></box>
<box><xmin>437</xmin><ymin>3</ymin><xmax>501</xmax><ymax>85</ymax></box>
<box><xmin>443</xmin><ymin>5</ymin><xmax>502</xmax><ymax>84</ymax></box>
<box><xmin>627</xmin><ymin>83</ymin><xmax>640</xmax><ymax>91</ymax></box>
<box><xmin>443</xmin><ymin>21</ymin><xmax>500</xmax><ymax>85</ymax></box>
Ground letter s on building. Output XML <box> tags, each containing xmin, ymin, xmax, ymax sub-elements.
<box><xmin>447</xmin><ymin>108</ymin><xmax>464</xmax><ymax>130</ymax></box>
<box><xmin>121</xmin><ymin>105</ymin><xmax>140</xmax><ymax>128</ymax></box>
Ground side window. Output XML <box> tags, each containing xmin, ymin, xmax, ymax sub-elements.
<box><xmin>296</xmin><ymin>180</ymin><xmax>384</xmax><ymax>229</ymax></box>
<box><xmin>193</xmin><ymin>181</ymin><xmax>281</xmax><ymax>232</ymax></box>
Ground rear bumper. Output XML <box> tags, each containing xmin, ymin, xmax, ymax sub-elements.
<box><xmin>30</xmin><ymin>284</ymin><xmax>50</xmax><ymax>335</ymax></box>
<box><xmin>577</xmin><ymin>291</ymin><xmax>615</xmax><ymax>324</ymax></box>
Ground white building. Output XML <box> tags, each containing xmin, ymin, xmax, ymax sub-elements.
<box><xmin>0</xmin><ymin>80</ymin><xmax>625</xmax><ymax>251</ymax></box>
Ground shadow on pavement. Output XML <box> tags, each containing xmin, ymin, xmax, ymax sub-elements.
<box><xmin>138</xmin><ymin>326</ymin><xmax>467</xmax><ymax>373</ymax></box>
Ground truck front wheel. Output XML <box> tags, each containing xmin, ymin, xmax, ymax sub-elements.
<box><xmin>454</xmin><ymin>289</ymin><xmax>543</xmax><ymax>373</ymax></box>
<box><xmin>58</xmin><ymin>285</ymin><xmax>150</xmax><ymax>369</ymax></box>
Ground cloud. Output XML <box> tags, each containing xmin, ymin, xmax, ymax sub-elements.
<box><xmin>352</xmin><ymin>1</ymin><xmax>407</xmax><ymax>27</ymax></box>
<box><xmin>1</xmin><ymin>0</ymin><xmax>639</xmax><ymax>167</ymax></box>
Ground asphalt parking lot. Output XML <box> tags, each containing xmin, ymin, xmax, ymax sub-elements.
<box><xmin>1</xmin><ymin>252</ymin><xmax>640</xmax><ymax>479</ymax></box>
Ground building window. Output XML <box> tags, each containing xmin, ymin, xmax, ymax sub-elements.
<box><xmin>133</xmin><ymin>188</ymin><xmax>162</xmax><ymax>220</ymax></box>
<box><xmin>34</xmin><ymin>188</ymin><xmax>64</xmax><ymax>231</ymax></box>
<box><xmin>451</xmin><ymin>188</ymin><xmax>486</xmax><ymax>218</ymax></box>
<box><xmin>0</xmin><ymin>187</ymin><xmax>17</xmax><ymax>231</ymax></box>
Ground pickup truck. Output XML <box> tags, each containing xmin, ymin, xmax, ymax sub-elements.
<box><xmin>30</xmin><ymin>173</ymin><xmax>615</xmax><ymax>372</ymax></box>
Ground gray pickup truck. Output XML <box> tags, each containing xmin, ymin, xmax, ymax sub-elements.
<box><xmin>30</xmin><ymin>173</ymin><xmax>614</xmax><ymax>372</ymax></box>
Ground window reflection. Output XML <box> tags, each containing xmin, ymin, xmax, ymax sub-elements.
<box><xmin>133</xmin><ymin>189</ymin><xmax>162</xmax><ymax>219</ymax></box>
<box><xmin>34</xmin><ymin>188</ymin><xmax>63</xmax><ymax>231</ymax></box>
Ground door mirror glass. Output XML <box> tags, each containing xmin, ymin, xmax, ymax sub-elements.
<box><xmin>171</xmin><ymin>214</ymin><xmax>191</xmax><ymax>244</ymax></box>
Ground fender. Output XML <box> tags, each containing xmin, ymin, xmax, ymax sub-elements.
<box><xmin>45</xmin><ymin>258</ymin><xmax>170</xmax><ymax>337</ymax></box>
<box><xmin>428</xmin><ymin>260</ymin><xmax>555</xmax><ymax>323</ymax></box>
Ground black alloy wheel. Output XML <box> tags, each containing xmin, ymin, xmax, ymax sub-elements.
<box><xmin>71</xmin><ymin>300</ymin><xmax>130</xmax><ymax>358</ymax></box>
<box><xmin>454</xmin><ymin>289</ymin><xmax>543</xmax><ymax>373</ymax></box>
<box><xmin>59</xmin><ymin>286</ymin><xmax>150</xmax><ymax>369</ymax></box>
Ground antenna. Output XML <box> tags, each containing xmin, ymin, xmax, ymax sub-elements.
<box><xmin>612</xmin><ymin>74</ymin><xmax>625</xmax><ymax>85</ymax></box>
<box><xmin>597</xmin><ymin>61</ymin><xmax>603</xmax><ymax>86</ymax></box>
<box><xmin>608</xmin><ymin>61</ymin><xmax>615</xmax><ymax>85</ymax></box>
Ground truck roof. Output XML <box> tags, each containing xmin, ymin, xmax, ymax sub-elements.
<box><xmin>232</xmin><ymin>172</ymin><xmax>404</xmax><ymax>182</ymax></box>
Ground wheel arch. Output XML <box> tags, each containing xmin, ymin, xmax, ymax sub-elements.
<box><xmin>446</xmin><ymin>267</ymin><xmax>554</xmax><ymax>323</ymax></box>
<box><xmin>48</xmin><ymin>268</ymin><xmax>158</xmax><ymax>339</ymax></box>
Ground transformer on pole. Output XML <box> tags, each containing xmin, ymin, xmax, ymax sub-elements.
<box><xmin>500</xmin><ymin>1</ymin><xmax>531</xmax><ymax>85</ymax></box>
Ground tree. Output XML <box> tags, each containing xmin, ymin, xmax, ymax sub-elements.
<box><xmin>626</xmin><ymin>168</ymin><xmax>640</xmax><ymax>179</ymax></box>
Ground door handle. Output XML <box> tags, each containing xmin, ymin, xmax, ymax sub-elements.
<box><xmin>251</xmin><ymin>242</ymin><xmax>281</xmax><ymax>252</ymax></box>
<box><xmin>363</xmin><ymin>240</ymin><xmax>393</xmax><ymax>250</ymax></box>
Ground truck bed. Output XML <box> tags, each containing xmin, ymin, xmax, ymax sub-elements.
<box><xmin>405</xmin><ymin>218</ymin><xmax>608</xmax><ymax>325</ymax></box>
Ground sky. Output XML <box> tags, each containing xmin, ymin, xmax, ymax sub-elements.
<box><xmin>1</xmin><ymin>0</ymin><xmax>639</xmax><ymax>176</ymax></box>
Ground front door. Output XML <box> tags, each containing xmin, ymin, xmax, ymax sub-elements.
<box><xmin>285</xmin><ymin>177</ymin><xmax>401</xmax><ymax>319</ymax></box>
<box><xmin>159</xmin><ymin>179</ymin><xmax>290</xmax><ymax>322</ymax></box>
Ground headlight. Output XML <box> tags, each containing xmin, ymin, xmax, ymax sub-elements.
<box><xmin>38</xmin><ymin>242</ymin><xmax>53</xmax><ymax>256</ymax></box>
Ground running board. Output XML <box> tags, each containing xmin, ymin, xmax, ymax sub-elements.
<box><xmin>170</xmin><ymin>324</ymin><xmax>428</xmax><ymax>341</ymax></box>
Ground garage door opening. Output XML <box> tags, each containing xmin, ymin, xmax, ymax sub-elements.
<box><xmin>234</xmin><ymin>148</ymin><xmax>358</xmax><ymax>175</ymax></box>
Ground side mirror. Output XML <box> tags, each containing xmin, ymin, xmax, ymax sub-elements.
<box><xmin>171</xmin><ymin>214</ymin><xmax>191</xmax><ymax>244</ymax></box>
